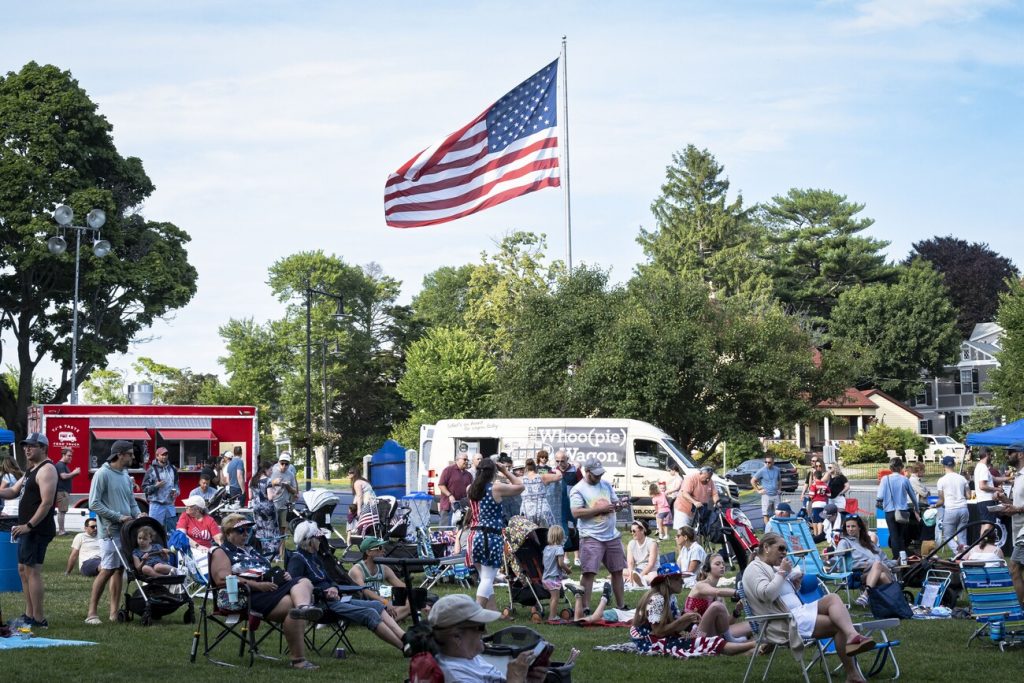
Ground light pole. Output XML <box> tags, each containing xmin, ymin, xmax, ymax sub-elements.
<box><xmin>48</xmin><ymin>204</ymin><xmax>111</xmax><ymax>404</ymax></box>
<box><xmin>304</xmin><ymin>285</ymin><xmax>344</xmax><ymax>490</ymax></box>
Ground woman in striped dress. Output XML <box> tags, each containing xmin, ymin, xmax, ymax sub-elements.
<box><xmin>466</xmin><ymin>457</ymin><xmax>523</xmax><ymax>609</ymax></box>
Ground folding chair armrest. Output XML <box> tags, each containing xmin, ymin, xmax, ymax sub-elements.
<box><xmin>821</xmin><ymin>548</ymin><xmax>853</xmax><ymax>558</ymax></box>
<box><xmin>787</xmin><ymin>549</ymin><xmax>816</xmax><ymax>557</ymax></box>
<box><xmin>746</xmin><ymin>611</ymin><xmax>795</xmax><ymax>624</ymax></box>
<box><xmin>856</xmin><ymin>618</ymin><xmax>900</xmax><ymax>631</ymax></box>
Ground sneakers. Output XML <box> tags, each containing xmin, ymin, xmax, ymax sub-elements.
<box><xmin>288</xmin><ymin>604</ymin><xmax>324</xmax><ymax>621</ymax></box>
<box><xmin>855</xmin><ymin>593</ymin><xmax>870</xmax><ymax>608</ymax></box>
<box><xmin>601</xmin><ymin>581</ymin><xmax>612</xmax><ymax>603</ymax></box>
<box><xmin>31</xmin><ymin>618</ymin><xmax>48</xmax><ymax>629</ymax></box>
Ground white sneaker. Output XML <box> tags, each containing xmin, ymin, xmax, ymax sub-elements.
<box><xmin>855</xmin><ymin>593</ymin><xmax>870</xmax><ymax>607</ymax></box>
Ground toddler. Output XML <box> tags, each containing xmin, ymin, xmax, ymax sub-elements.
<box><xmin>542</xmin><ymin>525</ymin><xmax>571</xmax><ymax>622</ymax></box>
<box><xmin>132</xmin><ymin>526</ymin><xmax>173</xmax><ymax>578</ymax></box>
<box><xmin>651</xmin><ymin>482</ymin><xmax>671</xmax><ymax>540</ymax></box>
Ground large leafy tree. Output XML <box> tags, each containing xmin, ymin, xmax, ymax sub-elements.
<box><xmin>411</xmin><ymin>264</ymin><xmax>475</xmax><ymax>330</ymax></box>
<box><xmin>0</xmin><ymin>62</ymin><xmax>197</xmax><ymax>436</ymax></box>
<box><xmin>989</xmin><ymin>277</ymin><xmax>1024</xmax><ymax>420</ymax></box>
<box><xmin>906</xmin><ymin>236</ymin><xmax>1018</xmax><ymax>339</ymax></box>
<box><xmin>761</xmin><ymin>188</ymin><xmax>894</xmax><ymax>328</ymax></box>
<box><xmin>829</xmin><ymin>259</ymin><xmax>959</xmax><ymax>400</ymax></box>
<box><xmin>637</xmin><ymin>145</ymin><xmax>772</xmax><ymax>300</ymax></box>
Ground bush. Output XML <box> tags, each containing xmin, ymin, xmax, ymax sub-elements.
<box><xmin>766</xmin><ymin>440</ymin><xmax>804</xmax><ymax>463</ymax></box>
<box><xmin>722</xmin><ymin>433</ymin><xmax>764</xmax><ymax>469</ymax></box>
<box><xmin>841</xmin><ymin>424</ymin><xmax>927</xmax><ymax>465</ymax></box>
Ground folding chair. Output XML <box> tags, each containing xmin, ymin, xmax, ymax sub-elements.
<box><xmin>303</xmin><ymin>610</ymin><xmax>355</xmax><ymax>656</ymax></box>
<box><xmin>737</xmin><ymin>574</ymin><xmax>831</xmax><ymax>683</ymax></box>
<box><xmin>189</xmin><ymin>580</ymin><xmax>285</xmax><ymax>667</ymax></box>
<box><xmin>914</xmin><ymin>569</ymin><xmax>952</xmax><ymax>609</ymax></box>
<box><xmin>961</xmin><ymin>561</ymin><xmax>1024</xmax><ymax>651</ymax></box>
<box><xmin>416</xmin><ymin>526</ymin><xmax>471</xmax><ymax>590</ymax></box>
<box><xmin>774</xmin><ymin>516</ymin><xmax>855</xmax><ymax>605</ymax></box>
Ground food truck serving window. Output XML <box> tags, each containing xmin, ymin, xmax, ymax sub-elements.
<box><xmin>90</xmin><ymin>433</ymin><xmax>148</xmax><ymax>472</ymax></box>
<box><xmin>156</xmin><ymin>430</ymin><xmax>215</xmax><ymax>471</ymax></box>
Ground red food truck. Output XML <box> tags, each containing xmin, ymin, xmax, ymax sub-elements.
<box><xmin>27</xmin><ymin>403</ymin><xmax>259</xmax><ymax>527</ymax></box>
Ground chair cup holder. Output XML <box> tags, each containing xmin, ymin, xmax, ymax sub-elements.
<box><xmin>392</xmin><ymin>586</ymin><xmax>429</xmax><ymax>608</ymax></box>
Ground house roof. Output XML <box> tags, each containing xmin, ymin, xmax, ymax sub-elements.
<box><xmin>863</xmin><ymin>389</ymin><xmax>924</xmax><ymax>419</ymax></box>
<box><xmin>816</xmin><ymin>388</ymin><xmax>876</xmax><ymax>409</ymax></box>
<box><xmin>970</xmin><ymin>322</ymin><xmax>1003</xmax><ymax>343</ymax></box>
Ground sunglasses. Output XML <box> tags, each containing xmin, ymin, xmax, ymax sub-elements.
<box><xmin>86</xmin><ymin>525</ymin><xmax>97</xmax><ymax>529</ymax></box>
<box><xmin>457</xmin><ymin>623</ymin><xmax>487</xmax><ymax>633</ymax></box>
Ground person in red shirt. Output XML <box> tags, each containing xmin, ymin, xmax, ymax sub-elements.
<box><xmin>437</xmin><ymin>453</ymin><xmax>473</xmax><ymax>527</ymax></box>
<box><xmin>809</xmin><ymin>471</ymin><xmax>831</xmax><ymax>536</ymax></box>
<box><xmin>176</xmin><ymin>495</ymin><xmax>223</xmax><ymax>548</ymax></box>
<box><xmin>674</xmin><ymin>467</ymin><xmax>719</xmax><ymax>529</ymax></box>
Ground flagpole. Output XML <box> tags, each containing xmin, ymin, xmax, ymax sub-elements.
<box><xmin>560</xmin><ymin>35</ymin><xmax>573</xmax><ymax>272</ymax></box>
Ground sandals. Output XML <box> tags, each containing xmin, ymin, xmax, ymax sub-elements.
<box><xmin>845</xmin><ymin>634</ymin><xmax>877</xmax><ymax>656</ymax></box>
<box><xmin>289</xmin><ymin>604</ymin><xmax>324</xmax><ymax>621</ymax></box>
<box><xmin>290</xmin><ymin>659</ymin><xmax>320</xmax><ymax>670</ymax></box>
<box><xmin>84</xmin><ymin>615</ymin><xmax>102</xmax><ymax>625</ymax></box>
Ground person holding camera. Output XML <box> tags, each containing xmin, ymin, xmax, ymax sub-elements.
<box><xmin>210</xmin><ymin>514</ymin><xmax>323</xmax><ymax>670</ymax></box>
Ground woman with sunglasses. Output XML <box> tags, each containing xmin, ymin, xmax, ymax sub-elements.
<box><xmin>742</xmin><ymin>532</ymin><xmax>876</xmax><ymax>683</ymax></box>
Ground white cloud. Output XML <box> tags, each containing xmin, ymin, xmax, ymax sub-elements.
<box><xmin>843</xmin><ymin>0</ymin><xmax>1009</xmax><ymax>31</ymax></box>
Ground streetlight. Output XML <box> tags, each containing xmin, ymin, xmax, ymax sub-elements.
<box><xmin>304</xmin><ymin>285</ymin><xmax>345</xmax><ymax>490</ymax></box>
<box><xmin>49</xmin><ymin>204</ymin><xmax>110</xmax><ymax>404</ymax></box>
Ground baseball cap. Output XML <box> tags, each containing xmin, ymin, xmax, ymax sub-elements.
<box><xmin>428</xmin><ymin>593</ymin><xmax>501</xmax><ymax>629</ymax></box>
<box><xmin>183</xmin><ymin>495</ymin><xmax>207</xmax><ymax>509</ymax></box>
<box><xmin>21</xmin><ymin>432</ymin><xmax>49</xmax><ymax>447</ymax></box>
<box><xmin>278</xmin><ymin>451</ymin><xmax>292</xmax><ymax>462</ymax></box>
<box><xmin>651</xmin><ymin>562</ymin><xmax>682</xmax><ymax>586</ymax></box>
<box><xmin>776</xmin><ymin>502</ymin><xmax>793</xmax><ymax>514</ymax></box>
<box><xmin>582</xmin><ymin>458</ymin><xmax>605</xmax><ymax>476</ymax></box>
<box><xmin>359</xmin><ymin>536</ymin><xmax>387</xmax><ymax>553</ymax></box>
<box><xmin>111</xmin><ymin>440</ymin><xmax>134</xmax><ymax>455</ymax></box>
<box><xmin>155</xmin><ymin>446</ymin><xmax>169</xmax><ymax>456</ymax></box>
<box><xmin>294</xmin><ymin>520</ymin><xmax>327</xmax><ymax>546</ymax></box>
<box><xmin>941</xmin><ymin>456</ymin><xmax>955</xmax><ymax>467</ymax></box>
<box><xmin>824</xmin><ymin>503</ymin><xmax>838</xmax><ymax>516</ymax></box>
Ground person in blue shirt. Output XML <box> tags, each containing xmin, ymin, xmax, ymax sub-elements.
<box><xmin>751</xmin><ymin>456</ymin><xmax>782</xmax><ymax>527</ymax></box>
<box><xmin>876</xmin><ymin>458</ymin><xmax>919</xmax><ymax>559</ymax></box>
<box><xmin>225</xmin><ymin>447</ymin><xmax>246</xmax><ymax>502</ymax></box>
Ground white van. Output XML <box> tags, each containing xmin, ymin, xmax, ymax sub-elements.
<box><xmin>415</xmin><ymin>418</ymin><xmax>738</xmax><ymax>517</ymax></box>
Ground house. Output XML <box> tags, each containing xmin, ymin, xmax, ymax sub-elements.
<box><xmin>909</xmin><ymin>322</ymin><xmax>1002</xmax><ymax>436</ymax></box>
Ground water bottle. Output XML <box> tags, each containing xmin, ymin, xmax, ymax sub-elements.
<box><xmin>899</xmin><ymin>551</ymin><xmax>907</xmax><ymax>565</ymax></box>
<box><xmin>226</xmin><ymin>574</ymin><xmax>239</xmax><ymax>604</ymax></box>
<box><xmin>990</xmin><ymin>619</ymin><xmax>1003</xmax><ymax>642</ymax></box>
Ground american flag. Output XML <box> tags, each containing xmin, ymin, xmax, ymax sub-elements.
<box><xmin>384</xmin><ymin>59</ymin><xmax>560</xmax><ymax>228</ymax></box>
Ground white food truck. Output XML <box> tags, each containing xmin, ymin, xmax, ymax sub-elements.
<box><xmin>414</xmin><ymin>418</ymin><xmax>738</xmax><ymax>518</ymax></box>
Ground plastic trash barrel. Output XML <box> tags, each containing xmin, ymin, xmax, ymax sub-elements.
<box><xmin>0</xmin><ymin>528</ymin><xmax>22</xmax><ymax>592</ymax></box>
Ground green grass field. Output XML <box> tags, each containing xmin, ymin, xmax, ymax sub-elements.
<box><xmin>1</xmin><ymin>533</ymin><xmax>1018</xmax><ymax>682</ymax></box>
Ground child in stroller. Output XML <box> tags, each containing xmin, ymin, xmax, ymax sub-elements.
<box><xmin>132</xmin><ymin>526</ymin><xmax>174</xmax><ymax>578</ymax></box>
<box><xmin>115</xmin><ymin>516</ymin><xmax>194</xmax><ymax>626</ymax></box>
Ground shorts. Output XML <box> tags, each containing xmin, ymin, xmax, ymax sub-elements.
<box><xmin>811</xmin><ymin>506</ymin><xmax>825</xmax><ymax>523</ymax></box>
<box><xmin>55</xmin><ymin>491</ymin><xmax>70</xmax><ymax>513</ymax></box>
<box><xmin>17</xmin><ymin>531</ymin><xmax>53</xmax><ymax>567</ymax></box>
<box><xmin>81</xmin><ymin>557</ymin><xmax>102</xmax><ymax>577</ymax></box>
<box><xmin>100</xmin><ymin>535</ymin><xmax>125</xmax><ymax>570</ymax></box>
<box><xmin>275</xmin><ymin>507</ymin><xmax>290</xmax><ymax>527</ymax></box>
<box><xmin>977</xmin><ymin>499</ymin><xmax>998</xmax><ymax>524</ymax></box>
<box><xmin>248</xmin><ymin>578</ymin><xmax>300</xmax><ymax>617</ymax></box>
<box><xmin>761</xmin><ymin>494</ymin><xmax>781</xmax><ymax>517</ymax></box>
<box><xmin>1011</xmin><ymin>543</ymin><xmax>1024</xmax><ymax>565</ymax></box>
<box><xmin>656</xmin><ymin>511</ymin><xmax>672</xmax><ymax>523</ymax></box>
<box><xmin>673</xmin><ymin>512</ymin><xmax>693</xmax><ymax>530</ymax></box>
<box><xmin>579</xmin><ymin>536</ymin><xmax>627</xmax><ymax>575</ymax></box>
<box><xmin>326</xmin><ymin>597</ymin><xmax>384</xmax><ymax>630</ymax></box>
<box><xmin>542</xmin><ymin>579</ymin><xmax>563</xmax><ymax>592</ymax></box>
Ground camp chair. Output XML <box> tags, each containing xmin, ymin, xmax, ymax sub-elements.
<box><xmin>961</xmin><ymin>561</ymin><xmax>1024</xmax><ymax>651</ymax></box>
<box><xmin>189</xmin><ymin>577</ymin><xmax>285</xmax><ymax>667</ymax></box>
<box><xmin>774</xmin><ymin>516</ymin><xmax>855</xmax><ymax>605</ymax></box>
<box><xmin>416</xmin><ymin>526</ymin><xmax>472</xmax><ymax>590</ymax></box>
<box><xmin>737</xmin><ymin>573</ymin><xmax>832</xmax><ymax>683</ymax></box>
<box><xmin>914</xmin><ymin>569</ymin><xmax>952</xmax><ymax>609</ymax></box>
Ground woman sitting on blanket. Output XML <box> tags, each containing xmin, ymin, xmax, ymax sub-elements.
<box><xmin>630</xmin><ymin>563</ymin><xmax>756</xmax><ymax>658</ymax></box>
<box><xmin>684</xmin><ymin>553</ymin><xmax>752</xmax><ymax>641</ymax></box>
<box><xmin>836</xmin><ymin>515</ymin><xmax>896</xmax><ymax>607</ymax></box>
<box><xmin>742</xmin><ymin>532</ymin><xmax>876</xmax><ymax>683</ymax></box>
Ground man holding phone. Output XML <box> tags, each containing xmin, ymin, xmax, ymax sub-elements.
<box><xmin>569</xmin><ymin>458</ymin><xmax>627</xmax><ymax>620</ymax></box>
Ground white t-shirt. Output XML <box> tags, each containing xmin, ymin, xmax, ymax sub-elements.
<box><xmin>628</xmin><ymin>537</ymin><xmax>658</xmax><ymax>570</ymax></box>
<box><xmin>435</xmin><ymin>654</ymin><xmax>505</xmax><ymax>683</ymax></box>
<box><xmin>72</xmin><ymin>531</ymin><xmax>102</xmax><ymax>567</ymax></box>
<box><xmin>677</xmin><ymin>542</ymin><xmax>707</xmax><ymax>588</ymax></box>
<box><xmin>936</xmin><ymin>472</ymin><xmax>970</xmax><ymax>510</ymax></box>
<box><xmin>974</xmin><ymin>462</ymin><xmax>995</xmax><ymax>502</ymax></box>
<box><xmin>1010</xmin><ymin>472</ymin><xmax>1024</xmax><ymax>539</ymax></box>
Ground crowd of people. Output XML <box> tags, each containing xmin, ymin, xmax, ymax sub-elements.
<box><xmin>4</xmin><ymin>433</ymin><xmax>1024</xmax><ymax>681</ymax></box>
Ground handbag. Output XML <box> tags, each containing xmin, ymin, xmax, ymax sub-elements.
<box><xmin>887</xmin><ymin>475</ymin><xmax>911</xmax><ymax>524</ymax></box>
<box><xmin>867</xmin><ymin>581</ymin><xmax>913</xmax><ymax>620</ymax></box>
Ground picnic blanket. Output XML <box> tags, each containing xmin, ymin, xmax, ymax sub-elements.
<box><xmin>0</xmin><ymin>636</ymin><xmax>97</xmax><ymax>649</ymax></box>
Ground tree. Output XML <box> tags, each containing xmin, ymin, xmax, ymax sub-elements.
<box><xmin>906</xmin><ymin>236</ymin><xmax>1018</xmax><ymax>339</ymax></box>
<box><xmin>132</xmin><ymin>357</ymin><xmax>227</xmax><ymax>405</ymax></box>
<box><xmin>411</xmin><ymin>265</ymin><xmax>475</xmax><ymax>330</ymax></box>
<box><xmin>761</xmin><ymin>188</ymin><xmax>894</xmax><ymax>328</ymax></box>
<box><xmin>988</xmin><ymin>277</ymin><xmax>1024</xmax><ymax>420</ymax></box>
<box><xmin>637</xmin><ymin>145</ymin><xmax>773</xmax><ymax>300</ymax></box>
<box><xmin>391</xmin><ymin>327</ymin><xmax>497</xmax><ymax>448</ymax></box>
<box><xmin>0</xmin><ymin>62</ymin><xmax>197</xmax><ymax>437</ymax></box>
<box><xmin>79</xmin><ymin>368</ymin><xmax>129</xmax><ymax>405</ymax></box>
<box><xmin>829</xmin><ymin>259</ymin><xmax>960</xmax><ymax>400</ymax></box>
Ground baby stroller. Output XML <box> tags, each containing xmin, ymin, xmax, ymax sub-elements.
<box><xmin>288</xmin><ymin>488</ymin><xmax>344</xmax><ymax>552</ymax></box>
<box><xmin>114</xmin><ymin>516</ymin><xmax>195</xmax><ymax>626</ymax></box>
<box><xmin>502</xmin><ymin>516</ymin><xmax>573</xmax><ymax>622</ymax></box>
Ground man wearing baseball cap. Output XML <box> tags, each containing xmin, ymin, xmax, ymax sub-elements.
<box><xmin>0</xmin><ymin>432</ymin><xmax>58</xmax><ymax>628</ymax></box>
<box><xmin>87</xmin><ymin>439</ymin><xmax>141</xmax><ymax>624</ymax></box>
<box><xmin>933</xmin><ymin>454</ymin><xmax>970</xmax><ymax>551</ymax></box>
<box><xmin>428</xmin><ymin>593</ymin><xmax>541</xmax><ymax>683</ymax></box>
<box><xmin>569</xmin><ymin>458</ymin><xmax>627</xmax><ymax>620</ymax></box>
<box><xmin>349</xmin><ymin>536</ymin><xmax>415</xmax><ymax>621</ymax></box>
<box><xmin>142</xmin><ymin>446</ymin><xmax>179</xmax><ymax>532</ymax></box>
<box><xmin>270</xmin><ymin>451</ymin><xmax>298</xmax><ymax>561</ymax></box>
<box><xmin>763</xmin><ymin>501</ymin><xmax>793</xmax><ymax>535</ymax></box>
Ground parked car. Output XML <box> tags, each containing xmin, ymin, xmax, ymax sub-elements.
<box><xmin>725</xmin><ymin>459</ymin><xmax>799</xmax><ymax>492</ymax></box>
<box><xmin>922</xmin><ymin>435</ymin><xmax>966</xmax><ymax>461</ymax></box>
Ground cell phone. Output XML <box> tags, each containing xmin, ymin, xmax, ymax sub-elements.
<box><xmin>530</xmin><ymin>640</ymin><xmax>553</xmax><ymax>669</ymax></box>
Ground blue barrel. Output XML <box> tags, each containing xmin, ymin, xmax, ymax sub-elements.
<box><xmin>0</xmin><ymin>530</ymin><xmax>22</xmax><ymax>592</ymax></box>
<box><xmin>875</xmin><ymin>507</ymin><xmax>889</xmax><ymax>550</ymax></box>
<box><xmin>370</xmin><ymin>439</ymin><xmax>408</xmax><ymax>499</ymax></box>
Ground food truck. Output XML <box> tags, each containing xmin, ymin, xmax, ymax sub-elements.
<box><xmin>28</xmin><ymin>403</ymin><xmax>259</xmax><ymax>523</ymax></box>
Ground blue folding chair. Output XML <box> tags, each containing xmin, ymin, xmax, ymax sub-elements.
<box><xmin>961</xmin><ymin>561</ymin><xmax>1024</xmax><ymax>651</ymax></box>
<box><xmin>774</xmin><ymin>517</ymin><xmax>855</xmax><ymax>606</ymax></box>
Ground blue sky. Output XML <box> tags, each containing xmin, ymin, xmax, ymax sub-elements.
<box><xmin>4</xmin><ymin>1</ymin><xmax>1023</xmax><ymax>384</ymax></box>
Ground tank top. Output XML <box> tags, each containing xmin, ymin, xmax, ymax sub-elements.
<box><xmin>355</xmin><ymin>559</ymin><xmax>385</xmax><ymax>593</ymax></box>
<box><xmin>19</xmin><ymin>460</ymin><xmax>57</xmax><ymax>536</ymax></box>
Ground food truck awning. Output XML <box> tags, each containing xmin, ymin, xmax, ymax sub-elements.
<box><xmin>91</xmin><ymin>428</ymin><xmax>152</xmax><ymax>441</ymax></box>
<box><xmin>158</xmin><ymin>429</ymin><xmax>217</xmax><ymax>440</ymax></box>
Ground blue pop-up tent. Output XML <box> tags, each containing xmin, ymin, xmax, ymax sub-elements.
<box><xmin>965</xmin><ymin>418</ymin><xmax>1024</xmax><ymax>447</ymax></box>
<box><xmin>0</xmin><ymin>429</ymin><xmax>14</xmax><ymax>445</ymax></box>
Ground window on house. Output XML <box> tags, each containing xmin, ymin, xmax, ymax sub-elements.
<box><xmin>960</xmin><ymin>369</ymin><xmax>974</xmax><ymax>394</ymax></box>
<box><xmin>919</xmin><ymin>419</ymin><xmax>933</xmax><ymax>435</ymax></box>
